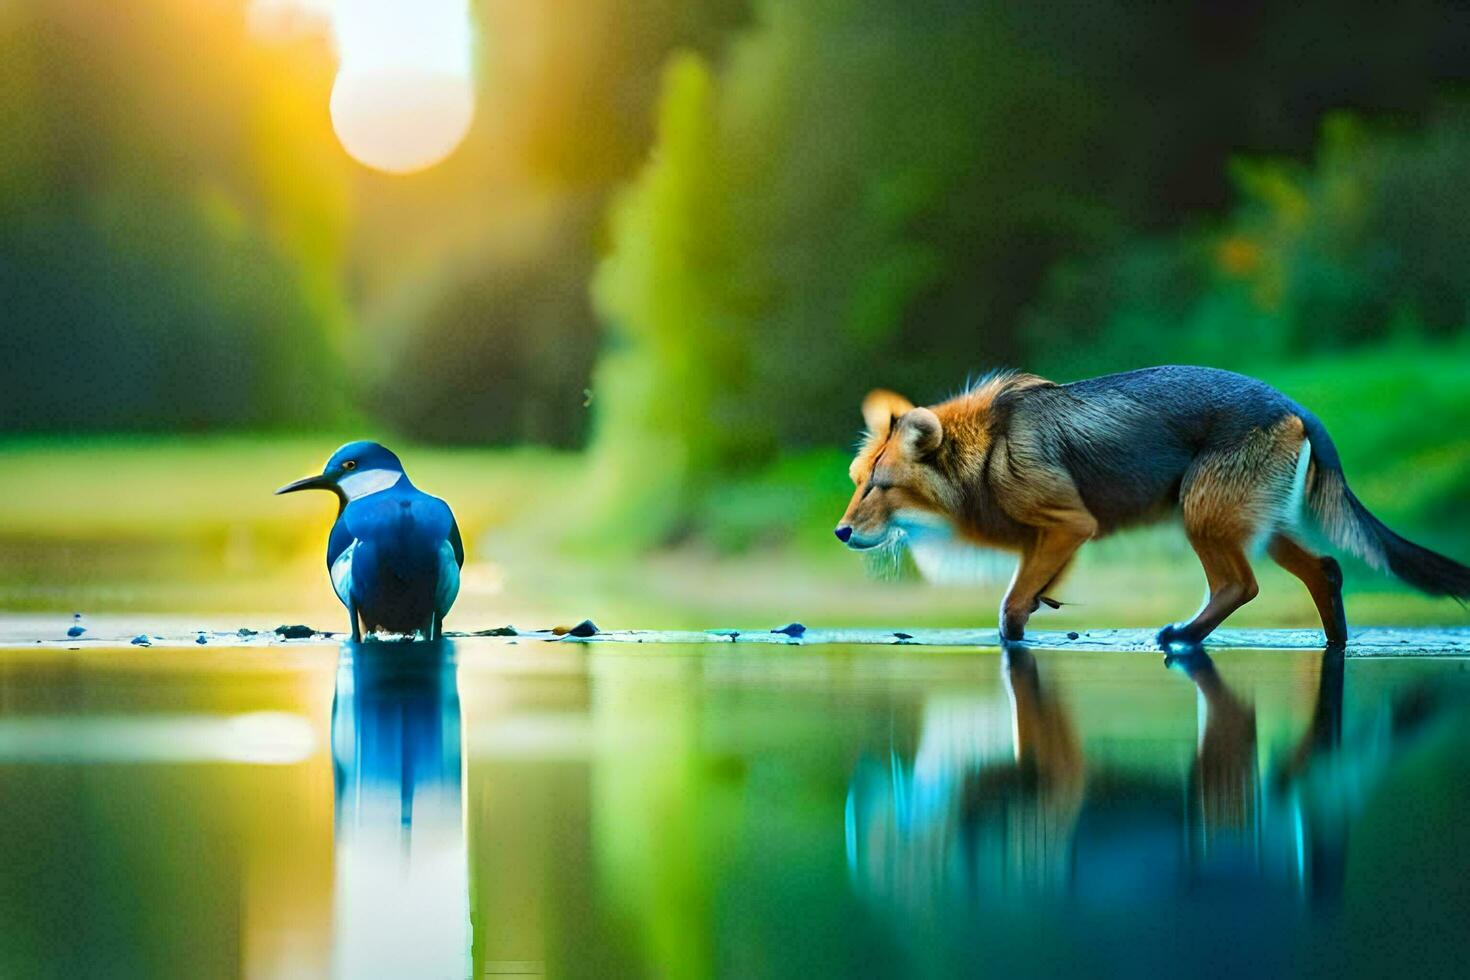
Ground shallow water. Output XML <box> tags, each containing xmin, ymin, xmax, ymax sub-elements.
<box><xmin>1</xmin><ymin>640</ymin><xmax>1468</xmax><ymax>979</ymax></box>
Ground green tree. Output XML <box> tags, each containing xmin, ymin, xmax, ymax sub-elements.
<box><xmin>588</xmin><ymin>54</ymin><xmax>737</xmax><ymax>548</ymax></box>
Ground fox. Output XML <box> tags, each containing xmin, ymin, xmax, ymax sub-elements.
<box><xmin>835</xmin><ymin>366</ymin><xmax>1470</xmax><ymax>648</ymax></box>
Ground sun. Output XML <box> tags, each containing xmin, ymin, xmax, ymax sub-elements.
<box><xmin>330</xmin><ymin>69</ymin><xmax>474</xmax><ymax>175</ymax></box>
<box><xmin>325</xmin><ymin>0</ymin><xmax>477</xmax><ymax>175</ymax></box>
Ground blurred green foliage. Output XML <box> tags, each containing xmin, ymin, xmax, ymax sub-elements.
<box><xmin>1028</xmin><ymin>109</ymin><xmax>1470</xmax><ymax>376</ymax></box>
<box><xmin>0</xmin><ymin>0</ymin><xmax>351</xmax><ymax>430</ymax></box>
<box><xmin>588</xmin><ymin>54</ymin><xmax>737</xmax><ymax>549</ymax></box>
<box><xmin>4</xmin><ymin>0</ymin><xmax>1470</xmax><ymax>571</ymax></box>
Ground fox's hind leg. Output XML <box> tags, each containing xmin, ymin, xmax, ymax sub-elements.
<box><xmin>1267</xmin><ymin>533</ymin><xmax>1348</xmax><ymax>646</ymax></box>
<box><xmin>1159</xmin><ymin>531</ymin><xmax>1259</xmax><ymax>648</ymax></box>
<box><xmin>1160</xmin><ymin>420</ymin><xmax>1305</xmax><ymax>650</ymax></box>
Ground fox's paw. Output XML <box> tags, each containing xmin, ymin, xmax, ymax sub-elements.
<box><xmin>1156</xmin><ymin>622</ymin><xmax>1202</xmax><ymax>654</ymax></box>
<box><xmin>1000</xmin><ymin>614</ymin><xmax>1027</xmax><ymax>643</ymax></box>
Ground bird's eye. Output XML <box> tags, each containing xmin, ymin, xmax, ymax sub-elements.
<box><xmin>342</xmin><ymin>460</ymin><xmax>357</xmax><ymax>471</ymax></box>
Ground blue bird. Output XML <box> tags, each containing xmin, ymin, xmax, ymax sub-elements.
<box><xmin>276</xmin><ymin>441</ymin><xmax>463</xmax><ymax>642</ymax></box>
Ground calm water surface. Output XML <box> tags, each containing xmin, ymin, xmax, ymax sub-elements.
<box><xmin>1</xmin><ymin>641</ymin><xmax>1468</xmax><ymax>978</ymax></box>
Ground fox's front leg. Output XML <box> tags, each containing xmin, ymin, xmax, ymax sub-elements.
<box><xmin>1000</xmin><ymin>524</ymin><xmax>1091</xmax><ymax>641</ymax></box>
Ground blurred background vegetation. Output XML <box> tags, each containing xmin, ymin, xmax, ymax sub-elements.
<box><xmin>3</xmin><ymin>0</ymin><xmax>1470</xmax><ymax>629</ymax></box>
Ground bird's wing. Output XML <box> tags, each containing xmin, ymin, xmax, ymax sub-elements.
<box><xmin>326</xmin><ymin>513</ymin><xmax>355</xmax><ymax>570</ymax></box>
<box><xmin>330</xmin><ymin>541</ymin><xmax>357</xmax><ymax>607</ymax></box>
<box><xmin>436</xmin><ymin>540</ymin><xmax>461</xmax><ymax>616</ymax></box>
<box><xmin>326</xmin><ymin>514</ymin><xmax>356</xmax><ymax>607</ymax></box>
<box><xmin>448</xmin><ymin>512</ymin><xmax>465</xmax><ymax>567</ymax></box>
<box><xmin>437</xmin><ymin>501</ymin><xmax>463</xmax><ymax>616</ymax></box>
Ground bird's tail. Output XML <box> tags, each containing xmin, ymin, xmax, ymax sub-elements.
<box><xmin>1300</xmin><ymin>410</ymin><xmax>1470</xmax><ymax>600</ymax></box>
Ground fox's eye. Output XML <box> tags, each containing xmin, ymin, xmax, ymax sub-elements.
<box><xmin>342</xmin><ymin>460</ymin><xmax>357</xmax><ymax>471</ymax></box>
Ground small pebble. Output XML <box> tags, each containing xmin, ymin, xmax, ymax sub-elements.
<box><xmin>196</xmin><ymin>634</ymin><xmax>208</xmax><ymax>645</ymax></box>
<box><xmin>893</xmin><ymin>632</ymin><xmax>913</xmax><ymax>641</ymax></box>
<box><xmin>772</xmin><ymin>623</ymin><xmax>806</xmax><ymax>637</ymax></box>
<box><xmin>274</xmin><ymin>624</ymin><xmax>316</xmax><ymax>639</ymax></box>
<box><xmin>1067</xmin><ymin>631</ymin><xmax>1080</xmax><ymax>640</ymax></box>
<box><xmin>67</xmin><ymin>613</ymin><xmax>86</xmax><ymax>638</ymax></box>
<box><xmin>130</xmin><ymin>635</ymin><xmax>151</xmax><ymax>647</ymax></box>
<box><xmin>236</xmin><ymin>628</ymin><xmax>258</xmax><ymax>637</ymax></box>
<box><xmin>473</xmin><ymin>626</ymin><xmax>517</xmax><ymax>636</ymax></box>
<box><xmin>567</xmin><ymin>620</ymin><xmax>599</xmax><ymax>638</ymax></box>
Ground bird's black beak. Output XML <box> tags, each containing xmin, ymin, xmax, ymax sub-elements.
<box><xmin>275</xmin><ymin>473</ymin><xmax>335</xmax><ymax>495</ymax></box>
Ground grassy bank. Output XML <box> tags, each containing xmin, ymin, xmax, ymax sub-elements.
<box><xmin>1</xmin><ymin>342</ymin><xmax>1467</xmax><ymax>631</ymax></box>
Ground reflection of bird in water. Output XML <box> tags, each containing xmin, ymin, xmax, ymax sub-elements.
<box><xmin>331</xmin><ymin>640</ymin><xmax>470</xmax><ymax>980</ymax></box>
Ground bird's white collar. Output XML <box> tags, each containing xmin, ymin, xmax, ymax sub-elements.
<box><xmin>339</xmin><ymin>468</ymin><xmax>403</xmax><ymax>501</ymax></box>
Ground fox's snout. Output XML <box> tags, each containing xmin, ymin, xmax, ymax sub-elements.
<box><xmin>834</xmin><ymin>525</ymin><xmax>853</xmax><ymax>543</ymax></box>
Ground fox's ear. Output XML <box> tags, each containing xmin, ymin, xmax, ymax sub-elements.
<box><xmin>862</xmin><ymin>389</ymin><xmax>915</xmax><ymax>436</ymax></box>
<box><xmin>898</xmin><ymin>407</ymin><xmax>943</xmax><ymax>455</ymax></box>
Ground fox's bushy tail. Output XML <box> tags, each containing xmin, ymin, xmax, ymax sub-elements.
<box><xmin>1299</xmin><ymin>410</ymin><xmax>1470</xmax><ymax>600</ymax></box>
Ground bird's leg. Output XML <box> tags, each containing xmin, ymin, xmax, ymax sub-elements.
<box><xmin>423</xmin><ymin>613</ymin><xmax>438</xmax><ymax>642</ymax></box>
<box><xmin>349</xmin><ymin>604</ymin><xmax>362</xmax><ymax>643</ymax></box>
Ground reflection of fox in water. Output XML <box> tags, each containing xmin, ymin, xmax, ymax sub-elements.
<box><xmin>845</xmin><ymin>647</ymin><xmax>1328</xmax><ymax>903</ymax></box>
<box><xmin>835</xmin><ymin>367</ymin><xmax>1470</xmax><ymax>645</ymax></box>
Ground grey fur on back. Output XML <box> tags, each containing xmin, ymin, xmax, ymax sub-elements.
<box><xmin>994</xmin><ymin>366</ymin><xmax>1300</xmax><ymax>534</ymax></box>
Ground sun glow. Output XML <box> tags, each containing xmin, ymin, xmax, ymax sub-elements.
<box><xmin>257</xmin><ymin>0</ymin><xmax>478</xmax><ymax>174</ymax></box>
